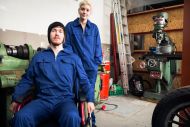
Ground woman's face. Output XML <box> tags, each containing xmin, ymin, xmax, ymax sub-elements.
<box><xmin>78</xmin><ymin>4</ymin><xmax>91</xmax><ymax>21</ymax></box>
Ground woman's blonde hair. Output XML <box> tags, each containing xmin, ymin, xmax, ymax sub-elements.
<box><xmin>79</xmin><ymin>0</ymin><xmax>92</xmax><ymax>8</ymax></box>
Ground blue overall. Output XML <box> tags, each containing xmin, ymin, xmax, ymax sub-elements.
<box><xmin>12</xmin><ymin>47</ymin><xmax>93</xmax><ymax>127</ymax></box>
<box><xmin>65</xmin><ymin>18</ymin><xmax>103</xmax><ymax>126</ymax></box>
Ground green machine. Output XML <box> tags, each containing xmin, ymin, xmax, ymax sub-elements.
<box><xmin>0</xmin><ymin>43</ymin><xmax>36</xmax><ymax>87</ymax></box>
<box><xmin>139</xmin><ymin>12</ymin><xmax>182</xmax><ymax>100</ymax></box>
<box><xmin>0</xmin><ymin>42</ymin><xmax>36</xmax><ymax>127</ymax></box>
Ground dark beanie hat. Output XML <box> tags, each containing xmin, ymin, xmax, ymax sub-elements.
<box><xmin>47</xmin><ymin>21</ymin><xmax>65</xmax><ymax>43</ymax></box>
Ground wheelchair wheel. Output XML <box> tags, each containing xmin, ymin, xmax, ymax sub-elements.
<box><xmin>152</xmin><ymin>87</ymin><xmax>190</xmax><ymax>127</ymax></box>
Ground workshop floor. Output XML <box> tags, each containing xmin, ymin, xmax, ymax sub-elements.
<box><xmin>95</xmin><ymin>95</ymin><xmax>157</xmax><ymax>127</ymax></box>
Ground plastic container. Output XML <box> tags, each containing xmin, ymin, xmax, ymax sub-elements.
<box><xmin>100</xmin><ymin>73</ymin><xmax>110</xmax><ymax>100</ymax></box>
<box><xmin>109</xmin><ymin>84</ymin><xmax>124</xmax><ymax>96</ymax></box>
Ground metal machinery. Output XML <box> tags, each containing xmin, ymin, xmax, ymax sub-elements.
<box><xmin>139</xmin><ymin>12</ymin><xmax>182</xmax><ymax>100</ymax></box>
<box><xmin>0</xmin><ymin>42</ymin><xmax>36</xmax><ymax>127</ymax></box>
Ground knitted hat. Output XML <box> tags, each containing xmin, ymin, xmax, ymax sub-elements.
<box><xmin>47</xmin><ymin>21</ymin><xmax>65</xmax><ymax>43</ymax></box>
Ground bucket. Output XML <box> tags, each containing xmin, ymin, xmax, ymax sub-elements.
<box><xmin>100</xmin><ymin>73</ymin><xmax>110</xmax><ymax>100</ymax></box>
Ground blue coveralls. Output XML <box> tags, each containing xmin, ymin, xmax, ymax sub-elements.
<box><xmin>65</xmin><ymin>18</ymin><xmax>103</xmax><ymax>126</ymax></box>
<box><xmin>12</xmin><ymin>47</ymin><xmax>93</xmax><ymax>127</ymax></box>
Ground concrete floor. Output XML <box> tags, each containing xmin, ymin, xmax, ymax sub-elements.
<box><xmin>95</xmin><ymin>95</ymin><xmax>157</xmax><ymax>127</ymax></box>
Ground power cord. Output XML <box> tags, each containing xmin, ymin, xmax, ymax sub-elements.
<box><xmin>95</xmin><ymin>102</ymin><xmax>118</xmax><ymax>112</ymax></box>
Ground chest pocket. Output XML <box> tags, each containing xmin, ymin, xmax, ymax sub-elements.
<box><xmin>35</xmin><ymin>59</ymin><xmax>53</xmax><ymax>77</ymax></box>
<box><xmin>72</xmin><ymin>28</ymin><xmax>96</xmax><ymax>55</ymax></box>
<box><xmin>59</xmin><ymin>58</ymin><xmax>76</xmax><ymax>83</ymax></box>
<box><xmin>72</xmin><ymin>29</ymin><xmax>83</xmax><ymax>42</ymax></box>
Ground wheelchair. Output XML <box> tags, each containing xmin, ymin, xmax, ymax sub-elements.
<box><xmin>10</xmin><ymin>73</ymin><xmax>102</xmax><ymax>127</ymax></box>
<box><xmin>11</xmin><ymin>92</ymin><xmax>92</xmax><ymax>127</ymax></box>
<box><xmin>7</xmin><ymin>68</ymin><xmax>102</xmax><ymax>127</ymax></box>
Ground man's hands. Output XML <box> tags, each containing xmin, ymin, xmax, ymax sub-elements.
<box><xmin>9</xmin><ymin>101</ymin><xmax>19</xmax><ymax>113</ymax></box>
<box><xmin>87</xmin><ymin>102</ymin><xmax>95</xmax><ymax>114</ymax></box>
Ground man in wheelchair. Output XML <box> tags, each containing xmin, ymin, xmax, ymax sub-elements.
<box><xmin>9</xmin><ymin>21</ymin><xmax>95</xmax><ymax>127</ymax></box>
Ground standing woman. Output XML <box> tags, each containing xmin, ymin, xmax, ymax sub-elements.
<box><xmin>65</xmin><ymin>0</ymin><xmax>102</xmax><ymax>126</ymax></box>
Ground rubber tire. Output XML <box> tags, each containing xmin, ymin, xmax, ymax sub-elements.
<box><xmin>129</xmin><ymin>74</ymin><xmax>144</xmax><ymax>97</ymax></box>
<box><xmin>152</xmin><ymin>87</ymin><xmax>190</xmax><ymax>127</ymax></box>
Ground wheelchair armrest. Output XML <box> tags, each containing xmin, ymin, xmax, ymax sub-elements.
<box><xmin>14</xmin><ymin>92</ymin><xmax>92</xmax><ymax>127</ymax></box>
<box><xmin>15</xmin><ymin>95</ymin><xmax>33</xmax><ymax>112</ymax></box>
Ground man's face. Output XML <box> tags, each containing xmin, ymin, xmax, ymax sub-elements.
<box><xmin>50</xmin><ymin>26</ymin><xmax>64</xmax><ymax>46</ymax></box>
<box><xmin>78</xmin><ymin>4</ymin><xmax>91</xmax><ymax>21</ymax></box>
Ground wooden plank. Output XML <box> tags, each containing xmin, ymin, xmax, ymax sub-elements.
<box><xmin>128</xmin><ymin>5</ymin><xmax>183</xmax><ymax>34</ymax></box>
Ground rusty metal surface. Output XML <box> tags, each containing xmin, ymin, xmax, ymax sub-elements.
<box><xmin>181</xmin><ymin>0</ymin><xmax>190</xmax><ymax>86</ymax></box>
